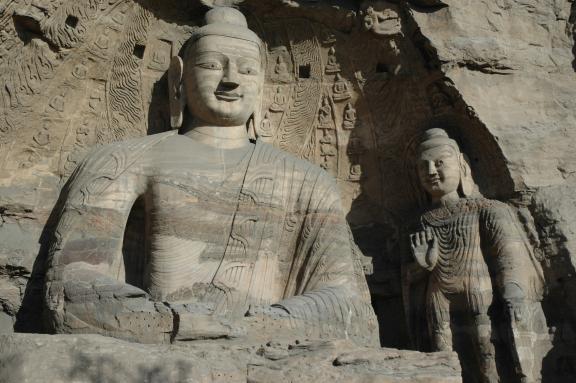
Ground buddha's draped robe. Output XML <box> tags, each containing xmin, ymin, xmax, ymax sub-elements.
<box><xmin>44</xmin><ymin>132</ymin><xmax>378</xmax><ymax>346</ymax></box>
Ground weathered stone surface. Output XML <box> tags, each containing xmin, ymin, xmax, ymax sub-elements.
<box><xmin>0</xmin><ymin>333</ymin><xmax>461</xmax><ymax>383</ymax></box>
<box><xmin>410</xmin><ymin>0</ymin><xmax>576</xmax><ymax>190</ymax></box>
<box><xmin>0</xmin><ymin>0</ymin><xmax>575</xmax><ymax>382</ymax></box>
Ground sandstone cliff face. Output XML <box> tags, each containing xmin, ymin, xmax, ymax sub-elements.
<box><xmin>0</xmin><ymin>0</ymin><xmax>575</xmax><ymax>381</ymax></box>
<box><xmin>412</xmin><ymin>0</ymin><xmax>576</xmax><ymax>190</ymax></box>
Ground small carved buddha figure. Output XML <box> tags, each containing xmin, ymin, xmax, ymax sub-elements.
<box><xmin>342</xmin><ymin>102</ymin><xmax>357</xmax><ymax>130</ymax></box>
<box><xmin>406</xmin><ymin>128</ymin><xmax>547</xmax><ymax>383</ymax></box>
<box><xmin>318</xmin><ymin>96</ymin><xmax>333</xmax><ymax>126</ymax></box>
<box><xmin>325</xmin><ymin>46</ymin><xmax>340</xmax><ymax>74</ymax></box>
<box><xmin>274</xmin><ymin>55</ymin><xmax>291</xmax><ymax>82</ymax></box>
<box><xmin>332</xmin><ymin>73</ymin><xmax>351</xmax><ymax>101</ymax></box>
<box><xmin>44</xmin><ymin>7</ymin><xmax>378</xmax><ymax>346</ymax></box>
<box><xmin>349</xmin><ymin>164</ymin><xmax>361</xmax><ymax>181</ymax></box>
<box><xmin>269</xmin><ymin>86</ymin><xmax>287</xmax><ymax>112</ymax></box>
<box><xmin>259</xmin><ymin>111</ymin><xmax>273</xmax><ymax>138</ymax></box>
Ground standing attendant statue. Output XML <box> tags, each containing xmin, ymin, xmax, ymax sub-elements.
<box><xmin>403</xmin><ymin>128</ymin><xmax>548</xmax><ymax>383</ymax></box>
<box><xmin>44</xmin><ymin>7</ymin><xmax>378</xmax><ymax>346</ymax></box>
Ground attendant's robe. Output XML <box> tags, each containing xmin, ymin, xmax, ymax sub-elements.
<box><xmin>44</xmin><ymin>132</ymin><xmax>379</xmax><ymax>346</ymax></box>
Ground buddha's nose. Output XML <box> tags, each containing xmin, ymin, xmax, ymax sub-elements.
<box><xmin>221</xmin><ymin>63</ymin><xmax>240</xmax><ymax>89</ymax></box>
<box><xmin>426</xmin><ymin>161</ymin><xmax>437</xmax><ymax>175</ymax></box>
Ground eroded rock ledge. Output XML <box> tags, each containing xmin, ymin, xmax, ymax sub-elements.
<box><xmin>0</xmin><ymin>333</ymin><xmax>460</xmax><ymax>383</ymax></box>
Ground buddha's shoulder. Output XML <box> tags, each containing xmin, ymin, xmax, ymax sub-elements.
<box><xmin>77</xmin><ymin>132</ymin><xmax>177</xmax><ymax>171</ymax></box>
<box><xmin>255</xmin><ymin>141</ymin><xmax>329</xmax><ymax>178</ymax></box>
<box><xmin>83</xmin><ymin>132</ymin><xmax>176</xmax><ymax>160</ymax></box>
<box><xmin>459</xmin><ymin>197</ymin><xmax>516</xmax><ymax>222</ymax></box>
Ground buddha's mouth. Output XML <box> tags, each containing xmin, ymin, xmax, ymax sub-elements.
<box><xmin>214</xmin><ymin>91</ymin><xmax>243</xmax><ymax>101</ymax></box>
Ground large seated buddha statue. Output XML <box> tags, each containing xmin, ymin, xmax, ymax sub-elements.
<box><xmin>42</xmin><ymin>7</ymin><xmax>379</xmax><ymax>346</ymax></box>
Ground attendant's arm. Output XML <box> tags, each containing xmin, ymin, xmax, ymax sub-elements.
<box><xmin>481</xmin><ymin>202</ymin><xmax>544</xmax><ymax>314</ymax></box>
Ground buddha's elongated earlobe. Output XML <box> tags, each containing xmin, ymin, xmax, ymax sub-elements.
<box><xmin>168</xmin><ymin>56</ymin><xmax>185</xmax><ymax>129</ymax></box>
<box><xmin>247</xmin><ymin>81</ymin><xmax>264</xmax><ymax>141</ymax></box>
<box><xmin>458</xmin><ymin>152</ymin><xmax>476</xmax><ymax>197</ymax></box>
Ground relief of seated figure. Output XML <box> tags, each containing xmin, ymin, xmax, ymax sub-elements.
<box><xmin>43</xmin><ymin>6</ymin><xmax>379</xmax><ymax>346</ymax></box>
<box><xmin>404</xmin><ymin>127</ymin><xmax>549</xmax><ymax>383</ymax></box>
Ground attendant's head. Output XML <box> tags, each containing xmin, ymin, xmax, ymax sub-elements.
<box><xmin>169</xmin><ymin>7</ymin><xmax>264</xmax><ymax>129</ymax></box>
<box><xmin>416</xmin><ymin>128</ymin><xmax>476</xmax><ymax>203</ymax></box>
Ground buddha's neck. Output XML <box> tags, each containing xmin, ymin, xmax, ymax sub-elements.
<box><xmin>182</xmin><ymin>119</ymin><xmax>250</xmax><ymax>149</ymax></box>
<box><xmin>431</xmin><ymin>190</ymin><xmax>460</xmax><ymax>207</ymax></box>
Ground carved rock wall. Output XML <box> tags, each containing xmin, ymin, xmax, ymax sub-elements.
<box><xmin>0</xmin><ymin>0</ymin><xmax>575</xmax><ymax>381</ymax></box>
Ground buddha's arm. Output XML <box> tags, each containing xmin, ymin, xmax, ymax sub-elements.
<box><xmin>267</xmin><ymin>174</ymin><xmax>379</xmax><ymax>346</ymax></box>
<box><xmin>44</xmin><ymin>146</ymin><xmax>173</xmax><ymax>343</ymax></box>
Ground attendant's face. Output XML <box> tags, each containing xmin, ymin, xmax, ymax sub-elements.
<box><xmin>183</xmin><ymin>35</ymin><xmax>263</xmax><ymax>126</ymax></box>
<box><xmin>417</xmin><ymin>145</ymin><xmax>461</xmax><ymax>199</ymax></box>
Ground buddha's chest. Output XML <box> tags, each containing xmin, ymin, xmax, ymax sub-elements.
<box><xmin>146</xmin><ymin>172</ymin><xmax>241</xmax><ymax>243</ymax></box>
<box><xmin>423</xmin><ymin>212</ymin><xmax>487</xmax><ymax>277</ymax></box>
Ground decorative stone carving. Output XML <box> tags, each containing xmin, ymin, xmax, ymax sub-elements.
<box><xmin>259</xmin><ymin>111</ymin><xmax>274</xmax><ymax>138</ymax></box>
<box><xmin>349</xmin><ymin>164</ymin><xmax>362</xmax><ymax>182</ymax></box>
<box><xmin>361</xmin><ymin>1</ymin><xmax>403</xmax><ymax>37</ymax></box>
<box><xmin>274</xmin><ymin>55</ymin><xmax>292</xmax><ymax>83</ymax></box>
<box><xmin>269</xmin><ymin>86</ymin><xmax>288</xmax><ymax>112</ymax></box>
<box><xmin>0</xmin><ymin>1</ymin><xmax>571</xmax><ymax>380</ymax></box>
<box><xmin>332</xmin><ymin>74</ymin><xmax>351</xmax><ymax>102</ymax></box>
<box><xmin>325</xmin><ymin>47</ymin><xmax>340</xmax><ymax>74</ymax></box>
<box><xmin>342</xmin><ymin>102</ymin><xmax>357</xmax><ymax>130</ymax></box>
<box><xmin>43</xmin><ymin>7</ymin><xmax>379</xmax><ymax>348</ymax></box>
<box><xmin>404</xmin><ymin>128</ymin><xmax>549</xmax><ymax>383</ymax></box>
<box><xmin>318</xmin><ymin>96</ymin><xmax>333</xmax><ymax>127</ymax></box>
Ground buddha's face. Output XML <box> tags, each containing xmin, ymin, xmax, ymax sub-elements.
<box><xmin>183</xmin><ymin>35</ymin><xmax>263</xmax><ymax>126</ymax></box>
<box><xmin>417</xmin><ymin>145</ymin><xmax>461</xmax><ymax>199</ymax></box>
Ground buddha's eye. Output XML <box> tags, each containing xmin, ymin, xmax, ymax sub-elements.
<box><xmin>197</xmin><ymin>61</ymin><xmax>222</xmax><ymax>70</ymax></box>
<box><xmin>435</xmin><ymin>160</ymin><xmax>444</xmax><ymax>167</ymax></box>
<box><xmin>239</xmin><ymin>65</ymin><xmax>259</xmax><ymax>76</ymax></box>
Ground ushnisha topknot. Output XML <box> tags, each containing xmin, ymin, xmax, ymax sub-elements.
<box><xmin>417</xmin><ymin>128</ymin><xmax>460</xmax><ymax>155</ymax></box>
<box><xmin>187</xmin><ymin>7</ymin><xmax>262</xmax><ymax>48</ymax></box>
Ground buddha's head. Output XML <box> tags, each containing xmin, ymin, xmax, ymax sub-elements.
<box><xmin>169</xmin><ymin>7</ymin><xmax>264</xmax><ymax>130</ymax></box>
<box><xmin>416</xmin><ymin>128</ymin><xmax>476</xmax><ymax>202</ymax></box>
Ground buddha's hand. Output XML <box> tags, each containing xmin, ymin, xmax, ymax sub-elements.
<box><xmin>410</xmin><ymin>228</ymin><xmax>438</xmax><ymax>271</ymax></box>
<box><xmin>170</xmin><ymin>304</ymin><xmax>245</xmax><ymax>341</ymax></box>
<box><xmin>242</xmin><ymin>305</ymin><xmax>294</xmax><ymax>340</ymax></box>
<box><xmin>502</xmin><ymin>283</ymin><xmax>527</xmax><ymax>323</ymax></box>
<box><xmin>245</xmin><ymin>304</ymin><xmax>290</xmax><ymax>319</ymax></box>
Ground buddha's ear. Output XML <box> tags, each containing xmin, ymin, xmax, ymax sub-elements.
<box><xmin>247</xmin><ymin>77</ymin><xmax>265</xmax><ymax>142</ymax></box>
<box><xmin>168</xmin><ymin>56</ymin><xmax>185</xmax><ymax>129</ymax></box>
<box><xmin>458</xmin><ymin>152</ymin><xmax>476</xmax><ymax>197</ymax></box>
